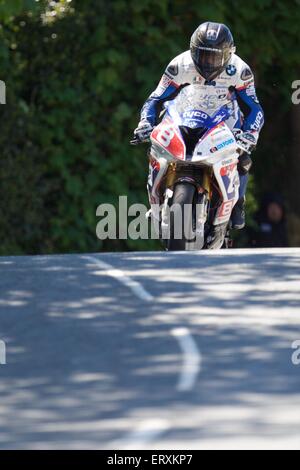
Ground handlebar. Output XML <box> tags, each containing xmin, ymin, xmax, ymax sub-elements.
<box><xmin>236</xmin><ymin>143</ymin><xmax>251</xmax><ymax>155</ymax></box>
<box><xmin>130</xmin><ymin>137</ymin><xmax>150</xmax><ymax>146</ymax></box>
<box><xmin>130</xmin><ymin>138</ymin><xmax>142</xmax><ymax>146</ymax></box>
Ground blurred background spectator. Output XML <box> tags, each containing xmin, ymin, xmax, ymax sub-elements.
<box><xmin>246</xmin><ymin>193</ymin><xmax>289</xmax><ymax>248</ymax></box>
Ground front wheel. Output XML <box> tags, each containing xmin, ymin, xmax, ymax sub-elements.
<box><xmin>167</xmin><ymin>183</ymin><xmax>196</xmax><ymax>251</ymax></box>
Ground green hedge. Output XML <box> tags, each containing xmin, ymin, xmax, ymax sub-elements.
<box><xmin>0</xmin><ymin>0</ymin><xmax>299</xmax><ymax>254</ymax></box>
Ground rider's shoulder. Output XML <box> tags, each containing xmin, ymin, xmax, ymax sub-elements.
<box><xmin>166</xmin><ymin>50</ymin><xmax>194</xmax><ymax>75</ymax></box>
<box><xmin>230</xmin><ymin>54</ymin><xmax>255</xmax><ymax>86</ymax></box>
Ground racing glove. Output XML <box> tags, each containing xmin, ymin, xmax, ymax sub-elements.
<box><xmin>134</xmin><ymin>120</ymin><xmax>153</xmax><ymax>142</ymax></box>
<box><xmin>233</xmin><ymin>129</ymin><xmax>258</xmax><ymax>154</ymax></box>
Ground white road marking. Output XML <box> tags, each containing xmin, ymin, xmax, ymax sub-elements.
<box><xmin>113</xmin><ymin>419</ymin><xmax>170</xmax><ymax>450</ymax></box>
<box><xmin>83</xmin><ymin>256</ymin><xmax>201</xmax><ymax>447</ymax></box>
<box><xmin>172</xmin><ymin>327</ymin><xmax>201</xmax><ymax>392</ymax></box>
<box><xmin>111</xmin><ymin>328</ymin><xmax>201</xmax><ymax>448</ymax></box>
<box><xmin>175</xmin><ymin>247</ymin><xmax>300</xmax><ymax>256</ymax></box>
<box><xmin>82</xmin><ymin>255</ymin><xmax>154</xmax><ymax>302</ymax></box>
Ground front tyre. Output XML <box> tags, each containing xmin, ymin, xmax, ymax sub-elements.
<box><xmin>167</xmin><ymin>183</ymin><xmax>196</xmax><ymax>251</ymax></box>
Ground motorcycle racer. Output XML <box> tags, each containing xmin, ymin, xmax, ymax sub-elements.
<box><xmin>134</xmin><ymin>22</ymin><xmax>264</xmax><ymax>237</ymax></box>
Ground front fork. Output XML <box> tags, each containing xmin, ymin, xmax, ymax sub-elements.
<box><xmin>147</xmin><ymin>153</ymin><xmax>168</xmax><ymax>222</ymax></box>
<box><xmin>147</xmin><ymin>152</ymin><xmax>239</xmax><ymax>247</ymax></box>
<box><xmin>148</xmin><ymin>153</ymin><xmax>213</xmax><ymax>206</ymax></box>
<box><xmin>148</xmin><ymin>155</ymin><xmax>213</xmax><ymax>246</ymax></box>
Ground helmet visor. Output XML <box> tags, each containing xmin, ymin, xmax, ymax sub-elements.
<box><xmin>191</xmin><ymin>45</ymin><xmax>231</xmax><ymax>80</ymax></box>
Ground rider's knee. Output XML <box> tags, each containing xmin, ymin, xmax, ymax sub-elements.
<box><xmin>238</xmin><ymin>153</ymin><xmax>253</xmax><ymax>175</ymax></box>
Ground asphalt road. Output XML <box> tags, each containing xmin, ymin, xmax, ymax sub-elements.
<box><xmin>0</xmin><ymin>248</ymin><xmax>300</xmax><ymax>450</ymax></box>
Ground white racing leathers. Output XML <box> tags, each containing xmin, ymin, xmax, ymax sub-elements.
<box><xmin>140</xmin><ymin>50</ymin><xmax>264</xmax><ymax>204</ymax></box>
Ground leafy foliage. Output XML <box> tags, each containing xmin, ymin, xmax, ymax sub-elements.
<box><xmin>0</xmin><ymin>0</ymin><xmax>299</xmax><ymax>254</ymax></box>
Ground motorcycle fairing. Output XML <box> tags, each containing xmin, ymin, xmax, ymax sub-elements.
<box><xmin>148</xmin><ymin>83</ymin><xmax>241</xmax><ymax>227</ymax></box>
<box><xmin>151</xmin><ymin>117</ymin><xmax>186</xmax><ymax>161</ymax></box>
<box><xmin>213</xmin><ymin>159</ymin><xmax>240</xmax><ymax>225</ymax></box>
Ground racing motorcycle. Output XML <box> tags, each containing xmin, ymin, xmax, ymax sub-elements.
<box><xmin>131</xmin><ymin>83</ymin><xmax>245</xmax><ymax>251</ymax></box>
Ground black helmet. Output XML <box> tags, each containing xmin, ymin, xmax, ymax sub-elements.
<box><xmin>190</xmin><ymin>22</ymin><xmax>235</xmax><ymax>81</ymax></box>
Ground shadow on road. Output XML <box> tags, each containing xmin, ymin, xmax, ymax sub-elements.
<box><xmin>0</xmin><ymin>250</ymin><xmax>299</xmax><ymax>448</ymax></box>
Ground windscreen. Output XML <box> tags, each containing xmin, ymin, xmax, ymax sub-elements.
<box><xmin>165</xmin><ymin>83</ymin><xmax>235</xmax><ymax>129</ymax></box>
